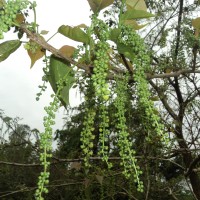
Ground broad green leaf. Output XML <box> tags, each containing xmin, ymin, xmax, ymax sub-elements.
<box><xmin>87</xmin><ymin>0</ymin><xmax>114</xmax><ymax>13</ymax></box>
<box><xmin>109</xmin><ymin>28</ymin><xmax>121</xmax><ymax>43</ymax></box>
<box><xmin>117</xmin><ymin>43</ymin><xmax>135</xmax><ymax>61</ymax></box>
<box><xmin>48</xmin><ymin>55</ymin><xmax>75</xmax><ymax>107</ymax></box>
<box><xmin>124</xmin><ymin>20</ymin><xmax>146</xmax><ymax>30</ymax></box>
<box><xmin>121</xmin><ymin>9</ymin><xmax>154</xmax><ymax>21</ymax></box>
<box><xmin>126</xmin><ymin>0</ymin><xmax>147</xmax><ymax>11</ymax></box>
<box><xmin>58</xmin><ymin>25</ymin><xmax>90</xmax><ymax>44</ymax></box>
<box><xmin>0</xmin><ymin>40</ymin><xmax>21</xmax><ymax>62</ymax></box>
<box><xmin>28</xmin><ymin>47</ymin><xmax>45</xmax><ymax>68</ymax></box>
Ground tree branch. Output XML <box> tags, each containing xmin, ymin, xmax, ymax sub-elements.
<box><xmin>185</xmin><ymin>154</ymin><xmax>200</xmax><ymax>177</ymax></box>
<box><xmin>174</xmin><ymin>0</ymin><xmax>184</xmax><ymax>61</ymax></box>
<box><xmin>0</xmin><ymin>156</ymin><xmax>185</xmax><ymax>170</ymax></box>
<box><xmin>0</xmin><ymin>182</ymin><xmax>83</xmax><ymax>199</ymax></box>
<box><xmin>20</xmin><ymin>25</ymin><xmax>200</xmax><ymax>82</ymax></box>
<box><xmin>120</xmin><ymin>53</ymin><xmax>133</xmax><ymax>75</ymax></box>
<box><xmin>149</xmin><ymin>80</ymin><xmax>178</xmax><ymax>120</ymax></box>
<box><xmin>146</xmin><ymin>69</ymin><xmax>200</xmax><ymax>79</ymax></box>
<box><xmin>20</xmin><ymin>24</ymin><xmax>90</xmax><ymax>73</ymax></box>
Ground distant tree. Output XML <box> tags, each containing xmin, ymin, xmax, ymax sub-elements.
<box><xmin>0</xmin><ymin>109</ymin><xmax>193</xmax><ymax>200</ymax></box>
<box><xmin>0</xmin><ymin>110</ymin><xmax>40</xmax><ymax>199</ymax></box>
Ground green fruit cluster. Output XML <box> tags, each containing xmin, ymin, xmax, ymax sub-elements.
<box><xmin>35</xmin><ymin>94</ymin><xmax>59</xmax><ymax>200</ymax></box>
<box><xmin>80</xmin><ymin>108</ymin><xmax>96</xmax><ymax>168</ymax></box>
<box><xmin>98</xmin><ymin>103</ymin><xmax>112</xmax><ymax>168</ymax></box>
<box><xmin>91</xmin><ymin>16</ymin><xmax>110</xmax><ymax>101</ymax></box>
<box><xmin>0</xmin><ymin>0</ymin><xmax>29</xmax><ymax>39</ymax></box>
<box><xmin>80</xmin><ymin>80</ymin><xmax>96</xmax><ymax>168</ymax></box>
<box><xmin>36</xmin><ymin>57</ymin><xmax>50</xmax><ymax>101</ymax></box>
<box><xmin>114</xmin><ymin>74</ymin><xmax>144</xmax><ymax>192</ymax></box>
<box><xmin>119</xmin><ymin>25</ymin><xmax>169</xmax><ymax>144</ymax></box>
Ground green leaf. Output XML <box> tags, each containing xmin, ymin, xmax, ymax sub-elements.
<box><xmin>109</xmin><ymin>28</ymin><xmax>121</xmax><ymax>43</ymax></box>
<box><xmin>0</xmin><ymin>40</ymin><xmax>21</xmax><ymax>62</ymax></box>
<box><xmin>116</xmin><ymin>44</ymin><xmax>137</xmax><ymax>63</ymax></box>
<box><xmin>117</xmin><ymin>43</ymin><xmax>135</xmax><ymax>61</ymax></box>
<box><xmin>126</xmin><ymin>0</ymin><xmax>147</xmax><ymax>11</ymax></box>
<box><xmin>110</xmin><ymin>29</ymin><xmax>136</xmax><ymax>61</ymax></box>
<box><xmin>40</xmin><ymin>30</ymin><xmax>49</xmax><ymax>35</ymax></box>
<box><xmin>58</xmin><ymin>25</ymin><xmax>90</xmax><ymax>44</ymax></box>
<box><xmin>124</xmin><ymin>20</ymin><xmax>146</xmax><ymax>30</ymax></box>
<box><xmin>87</xmin><ymin>0</ymin><xmax>114</xmax><ymax>13</ymax></box>
<box><xmin>48</xmin><ymin>55</ymin><xmax>75</xmax><ymax>107</ymax></box>
<box><xmin>121</xmin><ymin>9</ymin><xmax>154</xmax><ymax>21</ymax></box>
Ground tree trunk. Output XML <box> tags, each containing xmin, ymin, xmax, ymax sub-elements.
<box><xmin>176</xmin><ymin>126</ymin><xmax>200</xmax><ymax>199</ymax></box>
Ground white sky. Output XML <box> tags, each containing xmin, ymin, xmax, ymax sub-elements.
<box><xmin>0</xmin><ymin>0</ymin><xmax>90</xmax><ymax>132</ymax></box>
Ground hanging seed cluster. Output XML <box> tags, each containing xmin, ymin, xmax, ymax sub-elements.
<box><xmin>80</xmin><ymin>107</ymin><xmax>96</xmax><ymax>168</ymax></box>
<box><xmin>119</xmin><ymin>25</ymin><xmax>168</xmax><ymax>144</ymax></box>
<box><xmin>98</xmin><ymin>102</ymin><xmax>112</xmax><ymax>168</ymax></box>
<box><xmin>91</xmin><ymin>16</ymin><xmax>110</xmax><ymax>101</ymax></box>
<box><xmin>35</xmin><ymin>94</ymin><xmax>59</xmax><ymax>200</ymax></box>
<box><xmin>114</xmin><ymin>74</ymin><xmax>143</xmax><ymax>192</ymax></box>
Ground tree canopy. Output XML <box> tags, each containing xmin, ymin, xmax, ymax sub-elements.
<box><xmin>0</xmin><ymin>0</ymin><xmax>200</xmax><ymax>199</ymax></box>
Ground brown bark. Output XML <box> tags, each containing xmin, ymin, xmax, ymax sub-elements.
<box><xmin>175</xmin><ymin>125</ymin><xmax>200</xmax><ymax>199</ymax></box>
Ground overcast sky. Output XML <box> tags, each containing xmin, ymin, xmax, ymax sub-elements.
<box><xmin>0</xmin><ymin>0</ymin><xmax>90</xmax><ymax>132</ymax></box>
